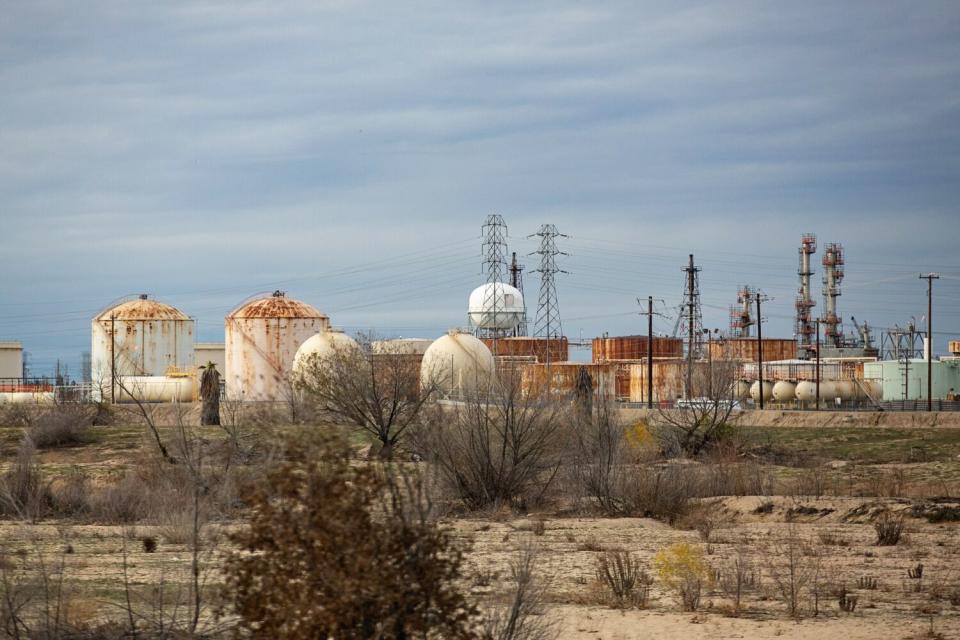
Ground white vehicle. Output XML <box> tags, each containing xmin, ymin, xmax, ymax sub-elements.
<box><xmin>674</xmin><ymin>398</ymin><xmax>743</xmax><ymax>412</ymax></box>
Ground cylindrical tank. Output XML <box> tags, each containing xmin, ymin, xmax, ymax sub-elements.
<box><xmin>293</xmin><ymin>329</ymin><xmax>363</xmax><ymax>386</ymax></box>
<box><xmin>0</xmin><ymin>392</ymin><xmax>54</xmax><ymax>404</ymax></box>
<box><xmin>749</xmin><ymin>380</ymin><xmax>774</xmax><ymax>404</ymax></box>
<box><xmin>225</xmin><ymin>291</ymin><xmax>329</xmax><ymax>401</ymax></box>
<box><xmin>819</xmin><ymin>381</ymin><xmax>837</xmax><ymax>402</ymax></box>
<box><xmin>734</xmin><ymin>380</ymin><xmax>752</xmax><ymax>399</ymax></box>
<box><xmin>91</xmin><ymin>295</ymin><xmax>194</xmax><ymax>401</ymax></box>
<box><xmin>370</xmin><ymin>338</ymin><xmax>433</xmax><ymax>355</ymax></box>
<box><xmin>468</xmin><ymin>283</ymin><xmax>526</xmax><ymax>331</ymax></box>
<box><xmin>862</xmin><ymin>380</ymin><xmax>882</xmax><ymax>400</ymax></box>
<box><xmin>795</xmin><ymin>381</ymin><xmax>818</xmax><ymax>403</ymax></box>
<box><xmin>772</xmin><ymin>380</ymin><xmax>797</xmax><ymax>403</ymax></box>
<box><xmin>114</xmin><ymin>376</ymin><xmax>194</xmax><ymax>403</ymax></box>
<box><xmin>833</xmin><ymin>380</ymin><xmax>856</xmax><ymax>402</ymax></box>
<box><xmin>420</xmin><ymin>330</ymin><xmax>495</xmax><ymax>397</ymax></box>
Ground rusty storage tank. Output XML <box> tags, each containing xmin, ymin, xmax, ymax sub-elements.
<box><xmin>628</xmin><ymin>359</ymin><xmax>712</xmax><ymax>404</ymax></box>
<box><xmin>225</xmin><ymin>291</ymin><xmax>329</xmax><ymax>401</ymax></box>
<box><xmin>592</xmin><ymin>336</ymin><xmax>683</xmax><ymax>362</ymax></box>
<box><xmin>481</xmin><ymin>337</ymin><xmax>569</xmax><ymax>363</ymax></box>
<box><xmin>91</xmin><ymin>295</ymin><xmax>194</xmax><ymax>398</ymax></box>
<box><xmin>710</xmin><ymin>338</ymin><xmax>797</xmax><ymax>362</ymax></box>
<box><xmin>520</xmin><ymin>362</ymin><xmax>616</xmax><ymax>398</ymax></box>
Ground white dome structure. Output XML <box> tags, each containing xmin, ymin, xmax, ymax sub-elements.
<box><xmin>293</xmin><ymin>329</ymin><xmax>363</xmax><ymax>385</ymax></box>
<box><xmin>421</xmin><ymin>330</ymin><xmax>496</xmax><ymax>397</ymax></box>
<box><xmin>468</xmin><ymin>283</ymin><xmax>525</xmax><ymax>331</ymax></box>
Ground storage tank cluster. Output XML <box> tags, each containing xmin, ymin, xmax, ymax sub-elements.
<box><xmin>745</xmin><ymin>378</ymin><xmax>882</xmax><ymax>406</ymax></box>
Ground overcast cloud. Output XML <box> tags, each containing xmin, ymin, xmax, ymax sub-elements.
<box><xmin>1</xmin><ymin>1</ymin><xmax>958</xmax><ymax>374</ymax></box>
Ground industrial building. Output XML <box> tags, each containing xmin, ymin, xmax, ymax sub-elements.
<box><xmin>864</xmin><ymin>359</ymin><xmax>960</xmax><ymax>402</ymax></box>
<box><xmin>0</xmin><ymin>342</ymin><xmax>23</xmax><ymax>379</ymax></box>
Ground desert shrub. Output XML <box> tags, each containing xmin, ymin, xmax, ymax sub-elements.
<box><xmin>0</xmin><ymin>403</ymin><xmax>33</xmax><ymax>427</ymax></box>
<box><xmin>569</xmin><ymin>399</ymin><xmax>628</xmax><ymax>514</ymax></box>
<box><xmin>717</xmin><ymin>548</ymin><xmax>756</xmax><ymax>615</ymax></box>
<box><xmin>874</xmin><ymin>511</ymin><xmax>905</xmax><ymax>545</ymax></box>
<box><xmin>0</xmin><ymin>439</ymin><xmax>51</xmax><ymax>519</ymax></box>
<box><xmin>620</xmin><ymin>464</ymin><xmax>696</xmax><ymax>524</ymax></box>
<box><xmin>484</xmin><ymin>543</ymin><xmax>557</xmax><ymax>640</ymax></box>
<box><xmin>765</xmin><ymin>531</ymin><xmax>822</xmax><ymax>619</ymax></box>
<box><xmin>50</xmin><ymin>467</ymin><xmax>90</xmax><ymax>517</ymax></box>
<box><xmin>595</xmin><ymin>550</ymin><xmax>651</xmax><ymax>609</ymax></box>
<box><xmin>27</xmin><ymin>405</ymin><xmax>93</xmax><ymax>448</ymax></box>
<box><xmin>654</xmin><ymin>543</ymin><xmax>711</xmax><ymax>612</ymax></box>
<box><xmin>224</xmin><ymin>433</ymin><xmax>478</xmax><ymax>639</ymax></box>
<box><xmin>88</xmin><ymin>474</ymin><xmax>148</xmax><ymax>523</ymax></box>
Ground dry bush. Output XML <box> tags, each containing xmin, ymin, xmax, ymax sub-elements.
<box><xmin>27</xmin><ymin>405</ymin><xmax>94</xmax><ymax>448</ymax></box>
<box><xmin>765</xmin><ymin>530</ymin><xmax>823</xmax><ymax>619</ymax></box>
<box><xmin>224</xmin><ymin>433</ymin><xmax>478</xmax><ymax>639</ymax></box>
<box><xmin>569</xmin><ymin>398</ymin><xmax>627</xmax><ymax>514</ymax></box>
<box><xmin>0</xmin><ymin>439</ymin><xmax>51</xmax><ymax>519</ymax></box>
<box><xmin>654</xmin><ymin>543</ymin><xmax>711</xmax><ymax>612</ymax></box>
<box><xmin>619</xmin><ymin>464</ymin><xmax>697</xmax><ymax>524</ymax></box>
<box><xmin>484</xmin><ymin>543</ymin><xmax>557</xmax><ymax>640</ymax></box>
<box><xmin>817</xmin><ymin>529</ymin><xmax>850</xmax><ymax>547</ymax></box>
<box><xmin>0</xmin><ymin>403</ymin><xmax>34</xmax><ymax>427</ymax></box>
<box><xmin>50</xmin><ymin>468</ymin><xmax>90</xmax><ymax>517</ymax></box>
<box><xmin>87</xmin><ymin>473</ymin><xmax>148</xmax><ymax>523</ymax></box>
<box><xmin>717</xmin><ymin>548</ymin><xmax>756</xmax><ymax>616</ymax></box>
<box><xmin>413</xmin><ymin>373</ymin><xmax>568</xmax><ymax>511</ymax></box>
<box><xmin>595</xmin><ymin>549</ymin><xmax>651</xmax><ymax>609</ymax></box>
<box><xmin>874</xmin><ymin>511</ymin><xmax>905</xmax><ymax>545</ymax></box>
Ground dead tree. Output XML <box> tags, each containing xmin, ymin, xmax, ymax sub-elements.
<box><xmin>200</xmin><ymin>363</ymin><xmax>221</xmax><ymax>426</ymax></box>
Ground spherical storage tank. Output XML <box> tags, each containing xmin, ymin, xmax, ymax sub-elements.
<box><xmin>91</xmin><ymin>295</ymin><xmax>194</xmax><ymax>398</ymax></box>
<box><xmin>225</xmin><ymin>291</ymin><xmax>329</xmax><ymax>401</ymax></box>
<box><xmin>468</xmin><ymin>283</ymin><xmax>525</xmax><ymax>331</ymax></box>
<box><xmin>420</xmin><ymin>330</ymin><xmax>495</xmax><ymax>397</ymax></box>
<box><xmin>293</xmin><ymin>329</ymin><xmax>363</xmax><ymax>387</ymax></box>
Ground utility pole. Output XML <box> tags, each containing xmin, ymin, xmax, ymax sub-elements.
<box><xmin>638</xmin><ymin>296</ymin><xmax>667</xmax><ymax>409</ymax></box>
<box><xmin>755</xmin><ymin>292</ymin><xmax>770</xmax><ymax>410</ymax></box>
<box><xmin>815</xmin><ymin>318</ymin><xmax>821</xmax><ymax>411</ymax></box>
<box><xmin>110</xmin><ymin>314</ymin><xmax>116</xmax><ymax>404</ymax></box>
<box><xmin>920</xmin><ymin>273</ymin><xmax>940</xmax><ymax>411</ymax></box>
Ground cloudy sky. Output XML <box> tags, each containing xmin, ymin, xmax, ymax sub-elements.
<box><xmin>1</xmin><ymin>1</ymin><xmax>959</xmax><ymax>376</ymax></box>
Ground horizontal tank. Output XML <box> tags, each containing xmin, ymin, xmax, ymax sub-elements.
<box><xmin>750</xmin><ymin>380</ymin><xmax>774</xmax><ymax>403</ymax></box>
<box><xmin>91</xmin><ymin>295</ymin><xmax>194</xmax><ymax>400</ymax></box>
<box><xmin>370</xmin><ymin>338</ymin><xmax>433</xmax><ymax>356</ymax></box>
<box><xmin>421</xmin><ymin>330</ymin><xmax>495</xmax><ymax>397</ymax></box>
<box><xmin>114</xmin><ymin>376</ymin><xmax>194</xmax><ymax>403</ymax></box>
<box><xmin>225</xmin><ymin>291</ymin><xmax>329</xmax><ymax>401</ymax></box>
<box><xmin>0</xmin><ymin>391</ymin><xmax>54</xmax><ymax>404</ymax></box>
<box><xmin>735</xmin><ymin>379</ymin><xmax>752</xmax><ymax>399</ymax></box>
<box><xmin>795</xmin><ymin>380</ymin><xmax>817</xmax><ymax>403</ymax></box>
<box><xmin>772</xmin><ymin>380</ymin><xmax>797</xmax><ymax>403</ymax></box>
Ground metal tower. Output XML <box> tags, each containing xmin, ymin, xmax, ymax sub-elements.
<box><xmin>509</xmin><ymin>251</ymin><xmax>528</xmax><ymax>336</ymax></box>
<box><xmin>729</xmin><ymin>285</ymin><xmax>755</xmax><ymax>338</ymax></box>
<box><xmin>673</xmin><ymin>254</ymin><xmax>704</xmax><ymax>360</ymax></box>
<box><xmin>821</xmin><ymin>242</ymin><xmax>844</xmax><ymax>348</ymax></box>
<box><xmin>530</xmin><ymin>224</ymin><xmax>568</xmax><ymax>340</ymax></box>
<box><xmin>476</xmin><ymin>214</ymin><xmax>510</xmax><ymax>339</ymax></box>
<box><xmin>795</xmin><ymin>234</ymin><xmax>817</xmax><ymax>357</ymax></box>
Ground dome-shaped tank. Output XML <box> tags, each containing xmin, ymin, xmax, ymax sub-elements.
<box><xmin>293</xmin><ymin>329</ymin><xmax>363</xmax><ymax>386</ymax></box>
<box><xmin>468</xmin><ymin>283</ymin><xmax>525</xmax><ymax>331</ymax></box>
<box><xmin>371</xmin><ymin>338</ymin><xmax>433</xmax><ymax>356</ymax></box>
<box><xmin>749</xmin><ymin>380</ymin><xmax>774</xmax><ymax>404</ymax></box>
<box><xmin>734</xmin><ymin>380</ymin><xmax>752</xmax><ymax>399</ymax></box>
<box><xmin>91</xmin><ymin>295</ymin><xmax>194</xmax><ymax>401</ymax></box>
<box><xmin>225</xmin><ymin>291</ymin><xmax>329</xmax><ymax>401</ymax></box>
<box><xmin>421</xmin><ymin>330</ymin><xmax>495</xmax><ymax>397</ymax></box>
<box><xmin>772</xmin><ymin>380</ymin><xmax>797</xmax><ymax>403</ymax></box>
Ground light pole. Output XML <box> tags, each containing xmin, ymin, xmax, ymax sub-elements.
<box><xmin>920</xmin><ymin>273</ymin><xmax>940</xmax><ymax>411</ymax></box>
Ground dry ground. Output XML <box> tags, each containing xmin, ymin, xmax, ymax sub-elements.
<box><xmin>1</xmin><ymin>409</ymin><xmax>959</xmax><ymax>638</ymax></box>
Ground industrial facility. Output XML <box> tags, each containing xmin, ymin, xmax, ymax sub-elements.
<box><xmin>0</xmin><ymin>224</ymin><xmax>956</xmax><ymax>412</ymax></box>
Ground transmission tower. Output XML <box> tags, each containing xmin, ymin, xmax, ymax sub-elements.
<box><xmin>476</xmin><ymin>214</ymin><xmax>510</xmax><ymax>339</ymax></box>
<box><xmin>673</xmin><ymin>254</ymin><xmax>704</xmax><ymax>360</ymax></box>
<box><xmin>529</xmin><ymin>224</ymin><xmax>568</xmax><ymax>342</ymax></box>
<box><xmin>509</xmin><ymin>251</ymin><xmax>528</xmax><ymax>336</ymax></box>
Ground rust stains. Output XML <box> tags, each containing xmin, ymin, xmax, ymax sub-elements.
<box><xmin>95</xmin><ymin>298</ymin><xmax>190</xmax><ymax>321</ymax></box>
<box><xmin>228</xmin><ymin>295</ymin><xmax>328</xmax><ymax>320</ymax></box>
<box><xmin>592</xmin><ymin>336</ymin><xmax>684</xmax><ymax>362</ymax></box>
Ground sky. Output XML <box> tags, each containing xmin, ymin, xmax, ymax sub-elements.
<box><xmin>1</xmin><ymin>1</ymin><xmax>959</xmax><ymax>377</ymax></box>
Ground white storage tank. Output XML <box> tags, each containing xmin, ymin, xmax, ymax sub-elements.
<box><xmin>468</xmin><ymin>283</ymin><xmax>525</xmax><ymax>331</ymax></box>
<box><xmin>749</xmin><ymin>380</ymin><xmax>774</xmax><ymax>404</ymax></box>
<box><xmin>421</xmin><ymin>330</ymin><xmax>495</xmax><ymax>397</ymax></box>
<box><xmin>772</xmin><ymin>380</ymin><xmax>797</xmax><ymax>403</ymax></box>
<box><xmin>734</xmin><ymin>379</ymin><xmax>752</xmax><ymax>399</ymax></box>
<box><xmin>91</xmin><ymin>295</ymin><xmax>194</xmax><ymax>400</ymax></box>
<box><xmin>795</xmin><ymin>381</ymin><xmax>818</xmax><ymax>403</ymax></box>
<box><xmin>293</xmin><ymin>329</ymin><xmax>363</xmax><ymax>387</ymax></box>
<box><xmin>225</xmin><ymin>291</ymin><xmax>329</xmax><ymax>401</ymax></box>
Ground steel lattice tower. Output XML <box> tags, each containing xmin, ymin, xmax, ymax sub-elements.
<box><xmin>795</xmin><ymin>234</ymin><xmax>817</xmax><ymax>357</ymax></box>
<box><xmin>475</xmin><ymin>214</ymin><xmax>510</xmax><ymax>339</ymax></box>
<box><xmin>530</xmin><ymin>224</ymin><xmax>567</xmax><ymax>341</ymax></box>
<box><xmin>509</xmin><ymin>251</ymin><xmax>528</xmax><ymax>336</ymax></box>
<box><xmin>673</xmin><ymin>254</ymin><xmax>704</xmax><ymax>360</ymax></box>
